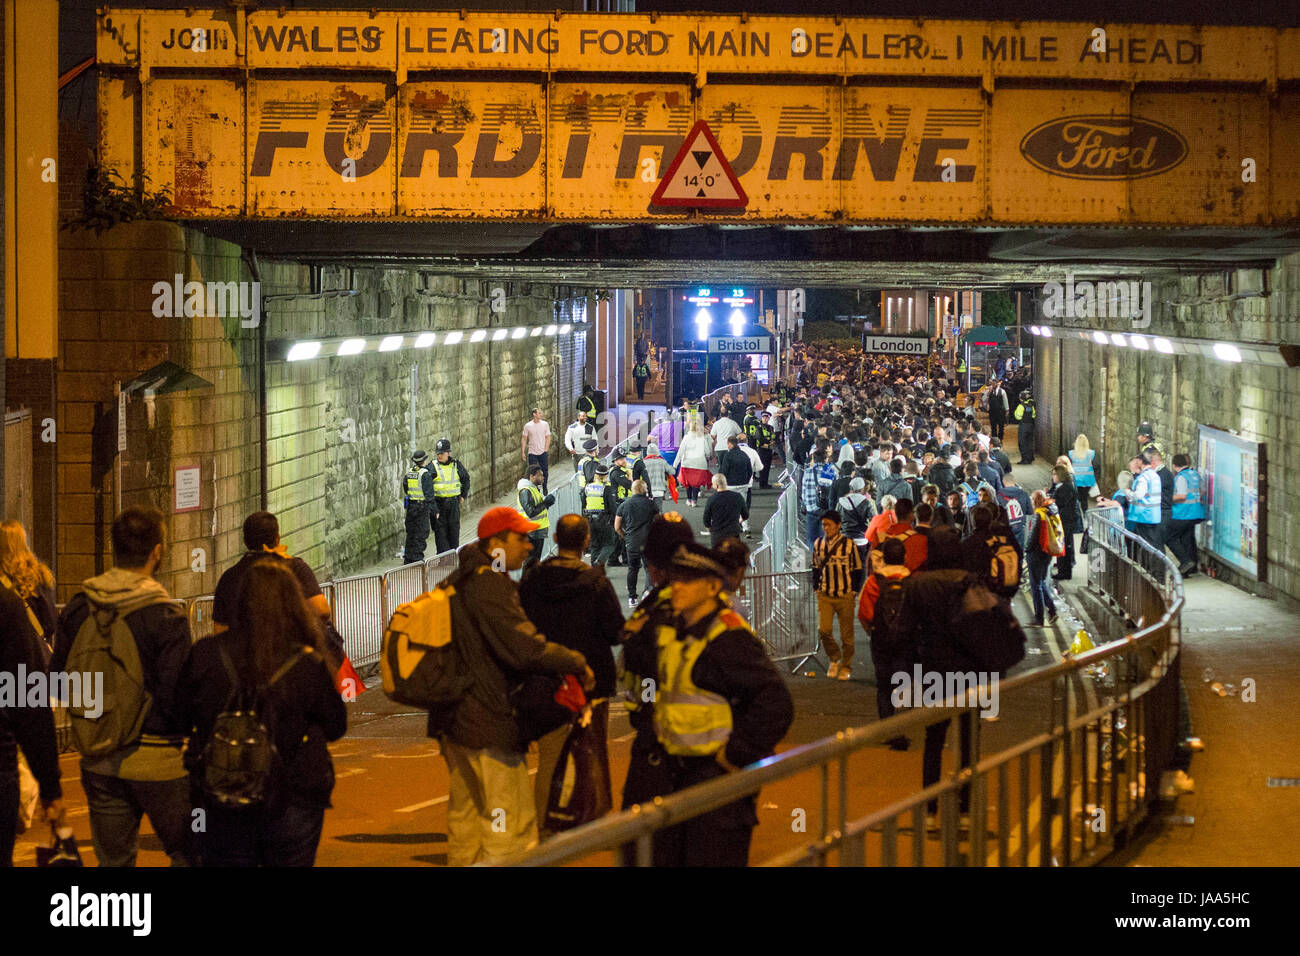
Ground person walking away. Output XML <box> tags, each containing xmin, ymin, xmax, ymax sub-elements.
<box><xmin>961</xmin><ymin>503</ymin><xmax>1023</xmax><ymax>598</ymax></box>
<box><xmin>836</xmin><ymin>476</ymin><xmax>876</xmax><ymax>592</ymax></box>
<box><xmin>632</xmin><ymin>357</ymin><xmax>651</xmax><ymax>400</ymax></box>
<box><xmin>891</xmin><ymin>527</ymin><xmax>978</xmax><ymax>818</ymax></box>
<box><xmin>1068</xmin><ymin>434</ymin><xmax>1097</xmax><ymax>515</ymax></box>
<box><xmin>402</xmin><ymin>449</ymin><xmax>436</xmax><ymax>563</ymax></box>
<box><xmin>996</xmin><ymin>475</ymin><xmax>1033</xmax><ymax>552</ymax></box>
<box><xmin>521</xmin><ymin>408</ymin><xmax>552</xmax><ymax>494</ymax></box>
<box><xmin>430</xmin><ymin>438</ymin><xmax>471</xmax><ymax>555</ymax></box>
<box><xmin>718</xmin><ymin>435</ymin><xmax>755</xmax><ymax>536</ymax></box>
<box><xmin>517</xmin><ymin>465</ymin><xmax>556</xmax><ymax>573</ymax></box>
<box><xmin>673</xmin><ymin>421</ymin><xmax>714</xmax><ymax>507</ymax></box>
<box><xmin>583</xmin><ymin>463</ymin><xmax>621</xmax><ymax>567</ymax></box>
<box><xmin>1014</xmin><ymin>393</ymin><xmax>1037</xmax><ymax>464</ymax></box>
<box><xmin>615</xmin><ymin>480</ymin><xmax>661</xmax><ymax>606</ymax></box>
<box><xmin>177</xmin><ymin>561</ymin><xmax>346</xmax><ymax>866</ymax></box>
<box><xmin>987</xmin><ymin>381</ymin><xmax>1009</xmax><ymax>441</ymax></box>
<box><xmin>1048</xmin><ymin>463</ymin><xmax>1082</xmax><ymax>580</ymax></box>
<box><xmin>989</xmin><ymin>437</ymin><xmax>1013</xmax><ymax>479</ymax></box>
<box><xmin>429</xmin><ymin>507</ymin><xmax>594</xmax><ymax>866</ymax></box>
<box><xmin>564</xmin><ymin>411</ymin><xmax>595</xmax><ymax>474</ymax></box>
<box><xmin>213</xmin><ymin>512</ymin><xmax>336</xmax><ymax>649</ymax></box>
<box><xmin>647</xmin><ymin>542</ymin><xmax>794</xmax><ymax>865</ymax></box>
<box><xmin>1</xmin><ymin>570</ymin><xmax>64</xmax><ymax>866</ymax></box>
<box><xmin>518</xmin><ymin>515</ymin><xmax>624</xmax><ymax>839</ymax></box>
<box><xmin>814</xmin><ymin>511</ymin><xmax>863</xmax><ymax>681</ymax></box>
<box><xmin>51</xmin><ymin>507</ymin><xmax>193</xmax><ymax>866</ymax></box>
<box><xmin>702</xmin><ymin>474</ymin><xmax>748</xmax><ymax>542</ymax></box>
<box><xmin>641</xmin><ymin>441</ymin><xmax>676</xmax><ymax>505</ymax></box>
<box><xmin>858</xmin><ymin>537</ymin><xmax>913</xmax><ymax>748</ymax></box>
<box><xmin>0</xmin><ymin>521</ymin><xmax>56</xmax><ymax>641</ymax></box>
<box><xmin>801</xmin><ymin>453</ymin><xmax>826</xmax><ymax>550</ymax></box>
<box><xmin>1169</xmin><ymin>454</ymin><xmax>1207</xmax><ymax>576</ymax></box>
<box><xmin>1024</xmin><ymin>492</ymin><xmax>1061</xmax><ymax>627</ymax></box>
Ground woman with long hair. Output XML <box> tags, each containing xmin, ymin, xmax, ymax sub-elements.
<box><xmin>177</xmin><ymin>560</ymin><xmax>346</xmax><ymax>866</ymax></box>
<box><xmin>0</xmin><ymin>520</ymin><xmax>56</xmax><ymax>642</ymax></box>
<box><xmin>1068</xmin><ymin>434</ymin><xmax>1098</xmax><ymax>515</ymax></box>
<box><xmin>1048</xmin><ymin>463</ymin><xmax>1083</xmax><ymax>580</ymax></box>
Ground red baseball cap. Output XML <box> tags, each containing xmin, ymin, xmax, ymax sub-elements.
<box><xmin>477</xmin><ymin>506</ymin><xmax>540</xmax><ymax>540</ymax></box>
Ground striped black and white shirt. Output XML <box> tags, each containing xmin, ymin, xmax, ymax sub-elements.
<box><xmin>814</xmin><ymin>533</ymin><xmax>862</xmax><ymax>598</ymax></box>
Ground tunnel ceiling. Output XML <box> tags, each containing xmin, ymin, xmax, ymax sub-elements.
<box><xmin>193</xmin><ymin>220</ymin><xmax>1298</xmax><ymax>287</ymax></box>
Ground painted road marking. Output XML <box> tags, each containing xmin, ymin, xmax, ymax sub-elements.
<box><xmin>396</xmin><ymin>768</ymin><xmax>539</xmax><ymax>813</ymax></box>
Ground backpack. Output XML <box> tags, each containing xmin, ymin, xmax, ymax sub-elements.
<box><xmin>986</xmin><ymin>535</ymin><xmax>1021</xmax><ymax>597</ymax></box>
<box><xmin>870</xmin><ymin>573</ymin><xmax>907</xmax><ymax>650</ymax></box>
<box><xmin>64</xmin><ymin>596</ymin><xmax>171</xmax><ymax>758</ymax></box>
<box><xmin>380</xmin><ymin>569</ymin><xmax>476</xmax><ymax>709</ymax></box>
<box><xmin>952</xmin><ymin>579</ymin><xmax>1027</xmax><ymax>675</ymax></box>
<box><xmin>1037</xmin><ymin>508</ymin><xmax>1066</xmax><ymax>557</ymax></box>
<box><xmin>201</xmin><ymin>642</ymin><xmax>309</xmax><ymax>809</ymax></box>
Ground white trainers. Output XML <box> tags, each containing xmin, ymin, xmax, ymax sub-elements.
<box><xmin>827</xmin><ymin>662</ymin><xmax>841</xmax><ymax>679</ymax></box>
<box><xmin>838</xmin><ymin>666</ymin><xmax>852</xmax><ymax>681</ymax></box>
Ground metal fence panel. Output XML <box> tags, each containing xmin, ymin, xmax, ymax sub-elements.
<box><xmin>332</xmin><ymin>572</ymin><xmax>386</xmax><ymax>672</ymax></box>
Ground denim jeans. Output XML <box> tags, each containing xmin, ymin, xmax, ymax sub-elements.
<box><xmin>806</xmin><ymin>513</ymin><xmax>822</xmax><ymax>551</ymax></box>
<box><xmin>1027</xmin><ymin>551</ymin><xmax>1056</xmax><ymax>623</ymax></box>
<box><xmin>198</xmin><ymin>799</ymin><xmax>325</xmax><ymax>867</ymax></box>
<box><xmin>81</xmin><ymin>769</ymin><xmax>193</xmax><ymax>866</ymax></box>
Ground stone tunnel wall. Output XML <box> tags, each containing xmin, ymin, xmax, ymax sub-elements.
<box><xmin>1033</xmin><ymin>253</ymin><xmax>1300</xmax><ymax>608</ymax></box>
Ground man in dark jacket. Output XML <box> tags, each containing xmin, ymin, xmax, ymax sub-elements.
<box><xmin>519</xmin><ymin>514</ymin><xmax>625</xmax><ymax>839</ymax></box>
<box><xmin>702</xmin><ymin>474</ymin><xmax>748</xmax><ymax>542</ymax></box>
<box><xmin>1</xmin><ymin>578</ymin><xmax>64</xmax><ymax>866</ymax></box>
<box><xmin>51</xmin><ymin>506</ymin><xmax>193</xmax><ymax>866</ymax></box>
<box><xmin>615</xmin><ymin>480</ymin><xmax>662</xmax><ymax>605</ymax></box>
<box><xmin>892</xmin><ymin>527</ymin><xmax>979</xmax><ymax>818</ymax></box>
<box><xmin>718</xmin><ymin>434</ymin><xmax>754</xmax><ymax>492</ymax></box>
<box><xmin>433</xmin><ymin>507</ymin><xmax>594</xmax><ymax>866</ymax></box>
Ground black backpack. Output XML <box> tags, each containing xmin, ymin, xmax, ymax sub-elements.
<box><xmin>951</xmin><ymin>578</ymin><xmax>1026</xmax><ymax>675</ymax></box>
<box><xmin>870</xmin><ymin>573</ymin><xmax>907</xmax><ymax>650</ymax></box>
<box><xmin>201</xmin><ymin>643</ymin><xmax>308</xmax><ymax>810</ymax></box>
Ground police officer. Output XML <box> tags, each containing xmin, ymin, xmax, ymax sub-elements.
<box><xmin>754</xmin><ymin>411</ymin><xmax>776</xmax><ymax>488</ymax></box>
<box><xmin>643</xmin><ymin>542</ymin><xmax>794</xmax><ymax>866</ymax></box>
<box><xmin>430</xmin><ymin>438</ymin><xmax>471</xmax><ymax>555</ymax></box>
<box><xmin>632</xmin><ymin>357</ymin><xmax>651</xmax><ymax>400</ymax></box>
<box><xmin>1014</xmin><ymin>393</ymin><xmax>1037</xmax><ymax>465</ymax></box>
<box><xmin>579</xmin><ymin>438</ymin><xmax>600</xmax><ymax>484</ymax></box>
<box><xmin>577</xmin><ymin>385</ymin><xmax>599</xmax><ymax>422</ymax></box>
<box><xmin>402</xmin><ymin>449</ymin><xmax>436</xmax><ymax>562</ymax></box>
<box><xmin>583</xmin><ymin>463</ymin><xmax>620</xmax><ymax>567</ymax></box>
<box><xmin>516</xmin><ymin>464</ymin><xmax>556</xmax><ymax>573</ymax></box>
<box><xmin>1137</xmin><ymin>421</ymin><xmax>1164</xmax><ymax>458</ymax></box>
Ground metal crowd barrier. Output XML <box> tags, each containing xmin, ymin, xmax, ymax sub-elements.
<box><xmin>504</xmin><ymin>508</ymin><xmax>1184</xmax><ymax>867</ymax></box>
<box><xmin>736</xmin><ymin>569</ymin><xmax>820</xmax><ymax>671</ymax></box>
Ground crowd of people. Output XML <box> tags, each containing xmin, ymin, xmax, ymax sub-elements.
<box><xmin>0</xmin><ymin>338</ymin><xmax>1211</xmax><ymax>868</ymax></box>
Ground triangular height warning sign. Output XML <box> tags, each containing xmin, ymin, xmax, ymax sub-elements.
<box><xmin>651</xmin><ymin>120</ymin><xmax>748</xmax><ymax>208</ymax></box>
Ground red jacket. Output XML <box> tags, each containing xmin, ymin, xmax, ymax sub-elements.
<box><xmin>859</xmin><ymin>565</ymin><xmax>911</xmax><ymax>628</ymax></box>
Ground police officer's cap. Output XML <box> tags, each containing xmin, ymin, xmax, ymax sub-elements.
<box><xmin>595</xmin><ymin>463</ymin><xmax>610</xmax><ymax>475</ymax></box>
<box><xmin>1137</xmin><ymin>421</ymin><xmax>1154</xmax><ymax>438</ymax></box>
<box><xmin>583</xmin><ymin>438</ymin><xmax>598</xmax><ymax>451</ymax></box>
<box><xmin>666</xmin><ymin>542</ymin><xmax>728</xmax><ymax>582</ymax></box>
<box><xmin>412</xmin><ymin>449</ymin><xmax>429</xmax><ymax>464</ymax></box>
<box><xmin>761</xmin><ymin>410</ymin><xmax>771</xmax><ymax>418</ymax></box>
<box><xmin>435</xmin><ymin>438</ymin><xmax>451</xmax><ymax>453</ymax></box>
<box><xmin>643</xmin><ymin>513</ymin><xmax>696</xmax><ymax>567</ymax></box>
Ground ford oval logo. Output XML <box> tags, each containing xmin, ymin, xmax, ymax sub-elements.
<box><xmin>1019</xmin><ymin>115</ymin><xmax>1188</xmax><ymax>180</ymax></box>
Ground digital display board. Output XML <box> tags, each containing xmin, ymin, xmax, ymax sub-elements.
<box><xmin>1197</xmin><ymin>424</ymin><xmax>1266</xmax><ymax>580</ymax></box>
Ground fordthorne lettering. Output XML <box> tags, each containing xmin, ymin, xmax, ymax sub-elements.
<box><xmin>49</xmin><ymin>887</ymin><xmax>152</xmax><ymax>936</ymax></box>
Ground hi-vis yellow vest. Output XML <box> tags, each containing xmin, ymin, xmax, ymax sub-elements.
<box><xmin>404</xmin><ymin>467</ymin><xmax>427</xmax><ymax>502</ymax></box>
<box><xmin>519</xmin><ymin>483</ymin><xmax>548</xmax><ymax>530</ymax></box>
<box><xmin>432</xmin><ymin>460</ymin><xmax>461</xmax><ymax>497</ymax></box>
<box><xmin>654</xmin><ymin>608</ymin><xmax>752</xmax><ymax>756</ymax></box>
<box><xmin>584</xmin><ymin>478</ymin><xmax>608</xmax><ymax>513</ymax></box>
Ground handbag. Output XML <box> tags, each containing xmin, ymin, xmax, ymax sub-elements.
<box><xmin>512</xmin><ymin>673</ymin><xmax>587</xmax><ymax>745</ymax></box>
<box><xmin>544</xmin><ymin>706</ymin><xmax>612</xmax><ymax>833</ymax></box>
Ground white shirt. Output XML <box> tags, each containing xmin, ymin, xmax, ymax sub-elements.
<box><xmin>710</xmin><ymin>416</ymin><xmax>742</xmax><ymax>446</ymax></box>
<box><xmin>741</xmin><ymin>443</ymin><xmax>763</xmax><ymax>481</ymax></box>
<box><xmin>564</xmin><ymin>420</ymin><xmax>593</xmax><ymax>454</ymax></box>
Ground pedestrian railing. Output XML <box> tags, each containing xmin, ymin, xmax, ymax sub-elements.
<box><xmin>503</xmin><ymin>509</ymin><xmax>1184</xmax><ymax>867</ymax></box>
<box><xmin>737</xmin><ymin>569</ymin><xmax>820</xmax><ymax>671</ymax></box>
